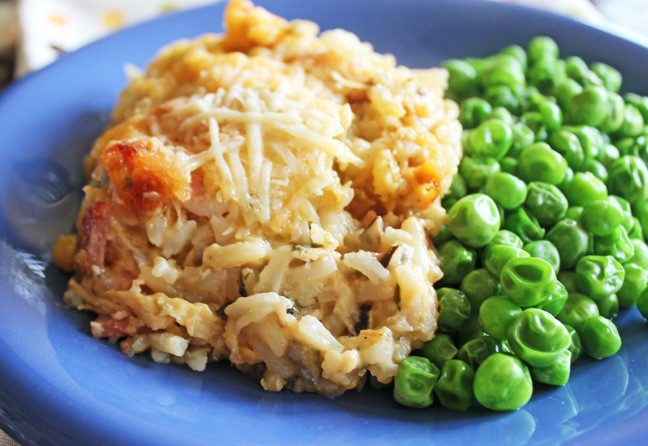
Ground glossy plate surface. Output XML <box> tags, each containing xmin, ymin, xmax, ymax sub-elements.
<box><xmin>1</xmin><ymin>1</ymin><xmax>648</xmax><ymax>444</ymax></box>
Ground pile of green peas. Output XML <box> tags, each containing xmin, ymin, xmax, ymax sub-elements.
<box><xmin>390</xmin><ymin>36</ymin><xmax>648</xmax><ymax>412</ymax></box>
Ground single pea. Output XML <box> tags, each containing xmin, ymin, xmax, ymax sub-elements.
<box><xmin>549</xmin><ymin>129</ymin><xmax>585</xmax><ymax>169</ymax></box>
<box><xmin>524</xmin><ymin>182</ymin><xmax>568</xmax><ymax>227</ymax></box>
<box><xmin>575</xmin><ymin>255</ymin><xmax>625</xmax><ymax>300</ymax></box>
<box><xmin>569</xmin><ymin>86</ymin><xmax>609</xmax><ymax>127</ymax></box>
<box><xmin>537</xmin><ymin>98</ymin><xmax>563</xmax><ymax>130</ymax></box>
<box><xmin>564</xmin><ymin>324</ymin><xmax>582</xmax><ymax>362</ymax></box>
<box><xmin>608</xmin><ymin>195</ymin><xmax>634</xmax><ymax>233</ymax></box>
<box><xmin>504</xmin><ymin>207</ymin><xmax>546</xmax><ymax>244</ymax></box>
<box><xmin>439</xmin><ymin>241</ymin><xmax>477</xmax><ymax>285</ymax></box>
<box><xmin>459</xmin><ymin>156</ymin><xmax>501</xmax><ymax>190</ymax></box>
<box><xmin>447</xmin><ymin>194</ymin><xmax>501</xmax><ymax>248</ymax></box>
<box><xmin>565</xmin><ymin>206</ymin><xmax>584</xmax><ymax>221</ymax></box>
<box><xmin>517</xmin><ymin>143</ymin><xmax>568</xmax><ymax>185</ymax></box>
<box><xmin>485</xmin><ymin>85</ymin><xmax>521</xmax><ymax>113</ymax></box>
<box><xmin>599</xmin><ymin>143</ymin><xmax>621</xmax><ymax>167</ymax></box>
<box><xmin>637</xmin><ymin>287</ymin><xmax>648</xmax><ymax>320</ymax></box>
<box><xmin>483</xmin><ymin>244</ymin><xmax>530</xmax><ymax>277</ymax></box>
<box><xmin>579</xmin><ymin>315</ymin><xmax>622</xmax><ymax>360</ymax></box>
<box><xmin>501</xmin><ymin>257</ymin><xmax>557</xmax><ymax>307</ymax></box>
<box><xmin>591</xmin><ymin>62</ymin><xmax>622</xmax><ymax>93</ymax></box>
<box><xmin>500</xmin><ymin>156</ymin><xmax>519</xmax><ymax>174</ymax></box>
<box><xmin>507</xmin><ymin>308</ymin><xmax>570</xmax><ymax>367</ymax></box>
<box><xmin>488</xmin><ymin>229</ymin><xmax>524</xmax><ymax>250</ymax></box>
<box><xmin>624</xmin><ymin>93</ymin><xmax>648</xmax><ymax>121</ymax></box>
<box><xmin>579</xmin><ymin>199</ymin><xmax>624</xmax><ymax>236</ymax></box>
<box><xmin>461</xmin><ymin>268</ymin><xmax>501</xmax><ymax>311</ymax></box>
<box><xmin>528</xmin><ymin>59</ymin><xmax>564</xmax><ymax>95</ymax></box>
<box><xmin>509</xmin><ymin>122</ymin><xmax>536</xmax><ymax>157</ymax></box>
<box><xmin>569</xmin><ymin>125</ymin><xmax>604</xmax><ymax>160</ymax></box>
<box><xmin>437</xmin><ymin>288</ymin><xmax>472</xmax><ymax>332</ymax></box>
<box><xmin>546</xmin><ymin>219</ymin><xmax>589</xmax><ymax>269</ymax></box>
<box><xmin>481</xmin><ymin>56</ymin><xmax>525</xmax><ymax>90</ymax></box>
<box><xmin>421</xmin><ymin>334</ymin><xmax>458</xmax><ymax>369</ymax></box>
<box><xmin>581</xmin><ymin>159</ymin><xmax>608</xmax><ymax>183</ymax></box>
<box><xmin>607</xmin><ymin>155</ymin><xmax>648</xmax><ymax>204</ymax></box>
<box><xmin>528</xmin><ymin>36</ymin><xmax>559</xmax><ymax>64</ymax></box>
<box><xmin>554</xmin><ymin>79</ymin><xmax>583</xmax><ymax>110</ymax></box>
<box><xmin>500</xmin><ymin>44</ymin><xmax>527</xmax><ymax>66</ymax></box>
<box><xmin>563</xmin><ymin>172</ymin><xmax>608</xmax><ymax>207</ymax></box>
<box><xmin>484</xmin><ymin>172</ymin><xmax>528</xmax><ymax>209</ymax></box>
<box><xmin>393</xmin><ymin>356</ymin><xmax>439</xmax><ymax>408</ymax></box>
<box><xmin>432</xmin><ymin>224</ymin><xmax>454</xmax><ymax>245</ymax></box>
<box><xmin>556</xmin><ymin>293</ymin><xmax>600</xmax><ymax>330</ymax></box>
<box><xmin>545</xmin><ymin>284</ymin><xmax>576</xmax><ymax>318</ymax></box>
<box><xmin>457</xmin><ymin>336</ymin><xmax>498</xmax><ymax>370</ymax></box>
<box><xmin>617</xmin><ymin>263</ymin><xmax>648</xmax><ymax>308</ymax></box>
<box><xmin>460</xmin><ymin>97</ymin><xmax>493</xmax><ymax>129</ymax></box>
<box><xmin>478</xmin><ymin>296</ymin><xmax>523</xmax><ymax>340</ymax></box>
<box><xmin>486</xmin><ymin>106</ymin><xmax>514</xmax><ymax>123</ymax></box>
<box><xmin>629</xmin><ymin>217</ymin><xmax>644</xmax><ymax>240</ymax></box>
<box><xmin>434</xmin><ymin>359</ymin><xmax>475</xmax><ymax>412</ymax></box>
<box><xmin>524</xmin><ymin>240</ymin><xmax>561</xmax><ymax>273</ymax></box>
<box><xmin>520</xmin><ymin>112</ymin><xmax>548</xmax><ymax>142</ymax></box>
<box><xmin>558</xmin><ymin>271</ymin><xmax>579</xmax><ymax>294</ymax></box>
<box><xmin>599</xmin><ymin>92</ymin><xmax>626</xmax><ymax>134</ymax></box>
<box><xmin>565</xmin><ymin>56</ymin><xmax>590</xmax><ymax>84</ymax></box>
<box><xmin>444</xmin><ymin>59</ymin><xmax>478</xmax><ymax>97</ymax></box>
<box><xmin>469</xmin><ymin>119</ymin><xmax>514</xmax><ymax>160</ymax></box>
<box><xmin>447</xmin><ymin>173</ymin><xmax>468</xmax><ymax>202</ymax></box>
<box><xmin>596</xmin><ymin>293</ymin><xmax>619</xmax><ymax>319</ymax></box>
<box><xmin>473</xmin><ymin>353</ymin><xmax>533</xmax><ymax>411</ymax></box>
<box><xmin>530</xmin><ymin>349</ymin><xmax>571</xmax><ymax>386</ymax></box>
<box><xmin>592</xmin><ymin>226</ymin><xmax>635</xmax><ymax>263</ymax></box>
<box><xmin>627</xmin><ymin>239</ymin><xmax>648</xmax><ymax>269</ymax></box>
<box><xmin>616</xmin><ymin>104</ymin><xmax>645</xmax><ymax>138</ymax></box>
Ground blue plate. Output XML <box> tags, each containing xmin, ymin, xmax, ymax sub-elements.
<box><xmin>1</xmin><ymin>1</ymin><xmax>648</xmax><ymax>444</ymax></box>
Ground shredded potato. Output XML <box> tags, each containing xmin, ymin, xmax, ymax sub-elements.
<box><xmin>53</xmin><ymin>0</ymin><xmax>461</xmax><ymax>396</ymax></box>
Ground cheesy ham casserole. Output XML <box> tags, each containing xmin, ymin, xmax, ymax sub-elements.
<box><xmin>53</xmin><ymin>0</ymin><xmax>461</xmax><ymax>396</ymax></box>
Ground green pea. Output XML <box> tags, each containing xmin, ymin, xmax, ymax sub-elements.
<box><xmin>537</xmin><ymin>98</ymin><xmax>563</xmax><ymax>130</ymax></box>
<box><xmin>469</xmin><ymin>119</ymin><xmax>514</xmax><ymax>160</ymax></box>
<box><xmin>565</xmin><ymin>56</ymin><xmax>600</xmax><ymax>86</ymax></box>
<box><xmin>524</xmin><ymin>182</ymin><xmax>568</xmax><ymax>227</ymax></box>
<box><xmin>633</xmin><ymin>200</ymin><xmax>648</xmax><ymax>240</ymax></box>
<box><xmin>504</xmin><ymin>207</ymin><xmax>545</xmax><ymax>244</ymax></box>
<box><xmin>500</xmin><ymin>156</ymin><xmax>519</xmax><ymax>174</ymax></box>
<box><xmin>517</xmin><ymin>143</ymin><xmax>568</xmax><ymax>185</ymax></box>
<box><xmin>484</xmin><ymin>172</ymin><xmax>528</xmax><ymax>209</ymax></box>
<box><xmin>579</xmin><ymin>316</ymin><xmax>622</xmax><ymax>360</ymax></box>
<box><xmin>528</xmin><ymin>59</ymin><xmax>564</xmax><ymax>95</ymax></box>
<box><xmin>460</xmin><ymin>97</ymin><xmax>493</xmax><ymax>129</ymax></box>
<box><xmin>421</xmin><ymin>334</ymin><xmax>458</xmax><ymax>369</ymax></box>
<box><xmin>579</xmin><ymin>199</ymin><xmax>624</xmax><ymax>236</ymax></box>
<box><xmin>434</xmin><ymin>359</ymin><xmax>475</xmax><ymax>411</ymax></box>
<box><xmin>599</xmin><ymin>143</ymin><xmax>621</xmax><ymax>167</ymax></box>
<box><xmin>575</xmin><ymin>255</ymin><xmax>625</xmax><ymax>300</ymax></box>
<box><xmin>569</xmin><ymin>86</ymin><xmax>609</xmax><ymax>127</ymax></box>
<box><xmin>486</xmin><ymin>106</ymin><xmax>514</xmax><ymax>124</ymax></box>
<box><xmin>501</xmin><ymin>257</ymin><xmax>557</xmax><ymax>307</ymax></box>
<box><xmin>546</xmin><ymin>219</ymin><xmax>589</xmax><ymax>269</ymax></box>
<box><xmin>447</xmin><ymin>194</ymin><xmax>501</xmax><ymax>248</ymax></box>
<box><xmin>564</xmin><ymin>324</ymin><xmax>582</xmax><ymax>362</ymax></box>
<box><xmin>485</xmin><ymin>85</ymin><xmax>521</xmax><ymax>113</ymax></box>
<box><xmin>459</xmin><ymin>156</ymin><xmax>501</xmax><ymax>190</ymax></box>
<box><xmin>596</xmin><ymin>293</ymin><xmax>619</xmax><ymax>319</ymax></box>
<box><xmin>437</xmin><ymin>288</ymin><xmax>472</xmax><ymax>332</ymax></box>
<box><xmin>481</xmin><ymin>56</ymin><xmax>525</xmax><ymax>90</ymax></box>
<box><xmin>607</xmin><ymin>155</ymin><xmax>648</xmax><ymax>204</ymax></box>
<box><xmin>393</xmin><ymin>356</ymin><xmax>439</xmax><ymax>408</ymax></box>
<box><xmin>456</xmin><ymin>316</ymin><xmax>486</xmax><ymax>347</ymax></box>
<box><xmin>563</xmin><ymin>172</ymin><xmax>608</xmax><ymax>207</ymax></box>
<box><xmin>637</xmin><ymin>287</ymin><xmax>648</xmax><ymax>320</ymax></box>
<box><xmin>432</xmin><ymin>224</ymin><xmax>454</xmax><ymax>245</ymax></box>
<box><xmin>556</xmin><ymin>293</ymin><xmax>600</xmax><ymax>330</ymax></box>
<box><xmin>520</xmin><ymin>112</ymin><xmax>548</xmax><ymax>142</ymax></box>
<box><xmin>549</xmin><ymin>129</ymin><xmax>585</xmax><ymax>169</ymax></box>
<box><xmin>592</xmin><ymin>226</ymin><xmax>635</xmax><ymax>263</ymax></box>
<box><xmin>608</xmin><ymin>196</ymin><xmax>634</xmax><ymax>232</ymax></box>
<box><xmin>458</xmin><ymin>336</ymin><xmax>498</xmax><ymax>369</ymax></box>
<box><xmin>538</xmin><ymin>280</ymin><xmax>569</xmax><ymax>316</ymax></box>
<box><xmin>525</xmin><ymin>239</ymin><xmax>561</xmax><ymax>273</ymax></box>
<box><xmin>570</xmin><ymin>126</ymin><xmax>604</xmax><ymax>160</ymax></box>
<box><xmin>528</xmin><ymin>36</ymin><xmax>559</xmax><ymax>64</ymax></box>
<box><xmin>555</xmin><ymin>79</ymin><xmax>583</xmax><ymax>109</ymax></box>
<box><xmin>439</xmin><ymin>241</ymin><xmax>477</xmax><ymax>285</ymax></box>
<box><xmin>565</xmin><ymin>206</ymin><xmax>584</xmax><ymax>221</ymax></box>
<box><xmin>629</xmin><ymin>217</ymin><xmax>644</xmax><ymax>240</ymax></box>
<box><xmin>558</xmin><ymin>271</ymin><xmax>579</xmax><ymax>294</ymax></box>
<box><xmin>581</xmin><ymin>159</ymin><xmax>608</xmax><ymax>183</ymax></box>
<box><xmin>507</xmin><ymin>308</ymin><xmax>570</xmax><ymax>367</ymax></box>
<box><xmin>444</xmin><ymin>59</ymin><xmax>478</xmax><ymax>97</ymax></box>
<box><xmin>500</xmin><ymin>44</ymin><xmax>527</xmax><ymax>67</ymax></box>
<box><xmin>446</xmin><ymin>173</ymin><xmax>468</xmax><ymax>201</ymax></box>
<box><xmin>624</xmin><ymin>93</ymin><xmax>648</xmax><ymax>121</ymax></box>
<box><xmin>530</xmin><ymin>349</ymin><xmax>571</xmax><ymax>386</ymax></box>
<box><xmin>591</xmin><ymin>62</ymin><xmax>622</xmax><ymax>93</ymax></box>
<box><xmin>488</xmin><ymin>229</ymin><xmax>524</xmax><ymax>250</ymax></box>
<box><xmin>617</xmin><ymin>104</ymin><xmax>645</xmax><ymax>138</ymax></box>
<box><xmin>473</xmin><ymin>353</ymin><xmax>533</xmax><ymax>411</ymax></box>
<box><xmin>509</xmin><ymin>122</ymin><xmax>536</xmax><ymax>157</ymax></box>
<box><xmin>617</xmin><ymin>263</ymin><xmax>648</xmax><ymax>308</ymax></box>
<box><xmin>478</xmin><ymin>296</ymin><xmax>523</xmax><ymax>340</ymax></box>
<box><xmin>599</xmin><ymin>92</ymin><xmax>626</xmax><ymax>134</ymax></box>
<box><xmin>627</xmin><ymin>239</ymin><xmax>648</xmax><ymax>269</ymax></box>
<box><xmin>483</xmin><ymin>244</ymin><xmax>530</xmax><ymax>277</ymax></box>
<box><xmin>461</xmin><ymin>268</ymin><xmax>501</xmax><ymax>311</ymax></box>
